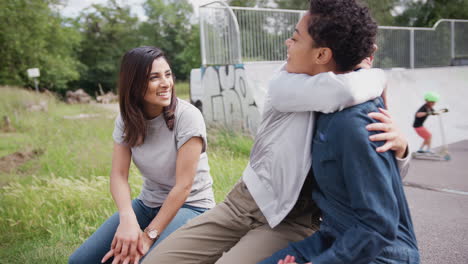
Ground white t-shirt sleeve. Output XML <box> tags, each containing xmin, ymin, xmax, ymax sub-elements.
<box><xmin>175</xmin><ymin>106</ymin><xmax>208</xmax><ymax>152</ymax></box>
<box><xmin>396</xmin><ymin>146</ymin><xmax>411</xmax><ymax>179</ymax></box>
<box><xmin>268</xmin><ymin>67</ymin><xmax>386</xmax><ymax>113</ymax></box>
<box><xmin>112</xmin><ymin>114</ymin><xmax>126</xmax><ymax>145</ymax></box>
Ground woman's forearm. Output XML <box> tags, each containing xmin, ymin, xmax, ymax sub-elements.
<box><xmin>145</xmin><ymin>184</ymin><xmax>191</xmax><ymax>235</ymax></box>
<box><xmin>110</xmin><ymin>174</ymin><xmax>135</xmax><ymax>218</ymax></box>
<box><xmin>145</xmin><ymin>137</ymin><xmax>202</xmax><ymax>237</ymax></box>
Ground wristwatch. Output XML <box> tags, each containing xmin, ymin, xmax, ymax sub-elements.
<box><xmin>144</xmin><ymin>227</ymin><xmax>159</xmax><ymax>241</ymax></box>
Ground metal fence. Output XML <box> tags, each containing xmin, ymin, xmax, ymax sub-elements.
<box><xmin>199</xmin><ymin>1</ymin><xmax>243</xmax><ymax>65</ymax></box>
<box><xmin>199</xmin><ymin>2</ymin><xmax>468</xmax><ymax>68</ymax></box>
<box><xmin>376</xmin><ymin>20</ymin><xmax>468</xmax><ymax>68</ymax></box>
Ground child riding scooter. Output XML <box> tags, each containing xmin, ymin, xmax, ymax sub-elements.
<box><xmin>413</xmin><ymin>91</ymin><xmax>439</xmax><ymax>153</ymax></box>
<box><xmin>412</xmin><ymin>91</ymin><xmax>450</xmax><ymax>161</ymax></box>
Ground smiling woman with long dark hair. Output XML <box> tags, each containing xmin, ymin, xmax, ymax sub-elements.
<box><xmin>69</xmin><ymin>46</ymin><xmax>215</xmax><ymax>264</ymax></box>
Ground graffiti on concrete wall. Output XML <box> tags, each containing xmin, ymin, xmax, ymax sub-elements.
<box><xmin>201</xmin><ymin>64</ymin><xmax>261</xmax><ymax>134</ymax></box>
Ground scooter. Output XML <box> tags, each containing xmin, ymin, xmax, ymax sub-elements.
<box><xmin>412</xmin><ymin>108</ymin><xmax>451</xmax><ymax>161</ymax></box>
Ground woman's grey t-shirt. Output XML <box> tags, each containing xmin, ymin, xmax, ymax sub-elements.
<box><xmin>113</xmin><ymin>98</ymin><xmax>215</xmax><ymax>209</ymax></box>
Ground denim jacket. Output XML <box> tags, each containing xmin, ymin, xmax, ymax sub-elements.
<box><xmin>291</xmin><ymin>98</ymin><xmax>419</xmax><ymax>264</ymax></box>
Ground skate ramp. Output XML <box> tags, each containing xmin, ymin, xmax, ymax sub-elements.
<box><xmin>200</xmin><ymin>64</ymin><xmax>264</xmax><ymax>135</ymax></box>
<box><xmin>244</xmin><ymin>64</ymin><xmax>468</xmax><ymax>150</ymax></box>
<box><xmin>199</xmin><ymin>62</ymin><xmax>282</xmax><ymax>135</ymax></box>
<box><xmin>243</xmin><ymin>62</ymin><xmax>283</xmax><ymax>113</ymax></box>
<box><xmin>199</xmin><ymin>63</ymin><xmax>468</xmax><ymax>149</ymax></box>
<box><xmin>385</xmin><ymin>66</ymin><xmax>468</xmax><ymax>150</ymax></box>
<box><xmin>243</xmin><ymin>64</ymin><xmax>468</xmax><ymax>151</ymax></box>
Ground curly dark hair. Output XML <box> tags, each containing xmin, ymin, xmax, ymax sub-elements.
<box><xmin>308</xmin><ymin>0</ymin><xmax>377</xmax><ymax>72</ymax></box>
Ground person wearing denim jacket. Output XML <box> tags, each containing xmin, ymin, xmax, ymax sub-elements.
<box><xmin>308</xmin><ymin>97</ymin><xmax>419</xmax><ymax>264</ymax></box>
<box><xmin>259</xmin><ymin>0</ymin><xmax>419</xmax><ymax>263</ymax></box>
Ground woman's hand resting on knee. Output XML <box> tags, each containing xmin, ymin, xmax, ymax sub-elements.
<box><xmin>101</xmin><ymin>214</ymin><xmax>143</xmax><ymax>264</ymax></box>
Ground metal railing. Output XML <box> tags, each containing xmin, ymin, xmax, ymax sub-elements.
<box><xmin>199</xmin><ymin>1</ymin><xmax>243</xmax><ymax>66</ymax></box>
<box><xmin>376</xmin><ymin>20</ymin><xmax>468</xmax><ymax>68</ymax></box>
<box><xmin>199</xmin><ymin>3</ymin><xmax>468</xmax><ymax>68</ymax></box>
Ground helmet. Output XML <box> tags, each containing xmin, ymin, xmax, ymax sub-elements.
<box><xmin>424</xmin><ymin>91</ymin><xmax>440</xmax><ymax>102</ymax></box>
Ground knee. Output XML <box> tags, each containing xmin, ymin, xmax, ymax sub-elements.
<box><xmin>68</xmin><ymin>253</ymin><xmax>79</xmax><ymax>264</ymax></box>
<box><xmin>68</xmin><ymin>250</ymin><xmax>89</xmax><ymax>264</ymax></box>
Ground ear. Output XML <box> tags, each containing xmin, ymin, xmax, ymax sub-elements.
<box><xmin>316</xmin><ymin>47</ymin><xmax>333</xmax><ymax>65</ymax></box>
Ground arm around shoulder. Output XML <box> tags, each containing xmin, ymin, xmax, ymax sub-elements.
<box><xmin>269</xmin><ymin>69</ymin><xmax>386</xmax><ymax>113</ymax></box>
<box><xmin>143</xmin><ymin>136</ymin><xmax>203</xmax><ymax>241</ymax></box>
<box><xmin>269</xmin><ymin>70</ymin><xmax>350</xmax><ymax>113</ymax></box>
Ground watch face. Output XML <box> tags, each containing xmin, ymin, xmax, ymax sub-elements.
<box><xmin>148</xmin><ymin>230</ymin><xmax>158</xmax><ymax>239</ymax></box>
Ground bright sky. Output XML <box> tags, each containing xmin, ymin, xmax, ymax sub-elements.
<box><xmin>59</xmin><ymin>0</ymin><xmax>215</xmax><ymax>19</ymax></box>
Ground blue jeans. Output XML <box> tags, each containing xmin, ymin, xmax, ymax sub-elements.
<box><xmin>259</xmin><ymin>244</ymin><xmax>420</xmax><ymax>264</ymax></box>
<box><xmin>69</xmin><ymin>199</ymin><xmax>207</xmax><ymax>264</ymax></box>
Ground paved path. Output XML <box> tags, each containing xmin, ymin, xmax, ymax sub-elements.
<box><xmin>404</xmin><ymin>140</ymin><xmax>468</xmax><ymax>264</ymax></box>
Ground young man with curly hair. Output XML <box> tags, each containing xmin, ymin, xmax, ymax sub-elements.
<box><xmin>142</xmin><ymin>0</ymin><xmax>414</xmax><ymax>263</ymax></box>
<box><xmin>260</xmin><ymin>1</ymin><xmax>420</xmax><ymax>263</ymax></box>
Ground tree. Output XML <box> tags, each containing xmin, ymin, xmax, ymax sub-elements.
<box><xmin>395</xmin><ymin>0</ymin><xmax>468</xmax><ymax>27</ymax></box>
<box><xmin>177</xmin><ymin>24</ymin><xmax>202</xmax><ymax>76</ymax></box>
<box><xmin>228</xmin><ymin>0</ymin><xmax>258</xmax><ymax>7</ymax></box>
<box><xmin>271</xmin><ymin>0</ymin><xmax>400</xmax><ymax>25</ymax></box>
<box><xmin>361</xmin><ymin>0</ymin><xmax>400</xmax><ymax>25</ymax></box>
<box><xmin>0</xmin><ymin>0</ymin><xmax>82</xmax><ymax>91</ymax></box>
<box><xmin>272</xmin><ymin>0</ymin><xmax>309</xmax><ymax>10</ymax></box>
<box><xmin>140</xmin><ymin>0</ymin><xmax>199</xmax><ymax>80</ymax></box>
<box><xmin>76</xmin><ymin>0</ymin><xmax>141</xmax><ymax>94</ymax></box>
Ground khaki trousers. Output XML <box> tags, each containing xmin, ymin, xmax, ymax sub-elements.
<box><xmin>142</xmin><ymin>180</ymin><xmax>320</xmax><ymax>264</ymax></box>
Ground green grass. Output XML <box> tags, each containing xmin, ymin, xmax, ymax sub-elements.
<box><xmin>208</xmin><ymin>128</ymin><xmax>253</xmax><ymax>200</ymax></box>
<box><xmin>0</xmin><ymin>86</ymin><xmax>252</xmax><ymax>263</ymax></box>
<box><xmin>176</xmin><ymin>81</ymin><xmax>190</xmax><ymax>101</ymax></box>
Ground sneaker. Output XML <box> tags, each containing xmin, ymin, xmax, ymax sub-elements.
<box><xmin>417</xmin><ymin>150</ymin><xmax>425</xmax><ymax>153</ymax></box>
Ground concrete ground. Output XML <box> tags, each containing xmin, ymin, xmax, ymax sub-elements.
<box><xmin>403</xmin><ymin>140</ymin><xmax>468</xmax><ymax>264</ymax></box>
